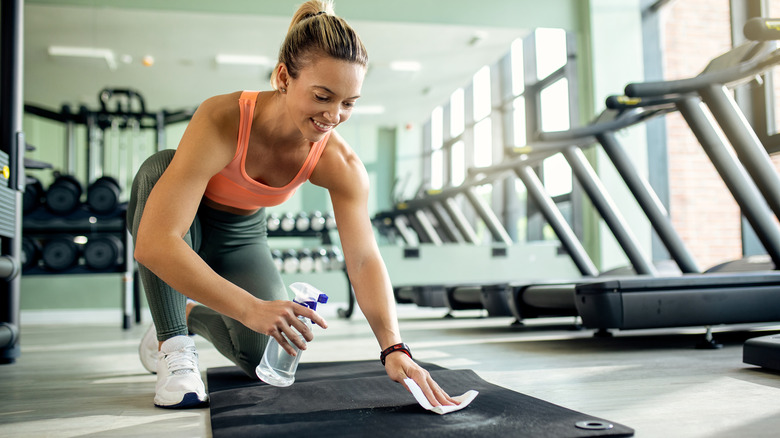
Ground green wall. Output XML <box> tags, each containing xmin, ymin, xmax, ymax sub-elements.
<box><xmin>27</xmin><ymin>0</ymin><xmax>583</xmax><ymax>31</ymax></box>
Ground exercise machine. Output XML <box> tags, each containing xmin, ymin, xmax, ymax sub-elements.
<box><xmin>0</xmin><ymin>0</ymin><xmax>25</xmax><ymax>363</ymax></box>
<box><xmin>469</xmin><ymin>98</ymin><xmax>693</xmax><ymax>324</ymax></box>
<box><xmin>573</xmin><ymin>18</ymin><xmax>780</xmax><ymax>345</ymax></box>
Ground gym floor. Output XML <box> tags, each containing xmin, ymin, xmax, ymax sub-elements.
<box><xmin>1</xmin><ymin>304</ymin><xmax>779</xmax><ymax>437</ymax></box>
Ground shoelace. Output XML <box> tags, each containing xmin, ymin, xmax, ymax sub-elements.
<box><xmin>163</xmin><ymin>346</ymin><xmax>199</xmax><ymax>376</ymax></box>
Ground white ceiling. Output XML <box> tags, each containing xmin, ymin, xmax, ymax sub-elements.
<box><xmin>23</xmin><ymin>3</ymin><xmax>530</xmax><ymax>127</ymax></box>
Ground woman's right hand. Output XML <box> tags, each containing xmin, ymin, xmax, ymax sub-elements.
<box><xmin>244</xmin><ymin>299</ymin><xmax>328</xmax><ymax>356</ymax></box>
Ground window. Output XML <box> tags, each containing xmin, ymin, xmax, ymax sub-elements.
<box><xmin>431</xmin><ymin>149</ymin><xmax>443</xmax><ymax>189</ymax></box>
<box><xmin>419</xmin><ymin>27</ymin><xmax>577</xmax><ymax>245</ymax></box>
<box><xmin>451</xmin><ymin>141</ymin><xmax>465</xmax><ymax>186</ymax></box>
<box><xmin>512</xmin><ymin>96</ymin><xmax>526</xmax><ymax>147</ymax></box>
<box><xmin>450</xmin><ymin>88</ymin><xmax>465</xmax><ymax>138</ymax></box>
<box><xmin>473</xmin><ymin>118</ymin><xmax>492</xmax><ymax>168</ymax></box>
<box><xmin>535</xmin><ymin>28</ymin><xmax>567</xmax><ymax>80</ymax></box>
<box><xmin>473</xmin><ymin>66</ymin><xmax>492</xmax><ymax>122</ymax></box>
<box><xmin>429</xmin><ymin>106</ymin><xmax>443</xmax><ymax>189</ymax></box>
<box><xmin>540</xmin><ymin>78</ymin><xmax>570</xmax><ymax>132</ymax></box>
<box><xmin>510</xmin><ymin>38</ymin><xmax>524</xmax><ymax>96</ymax></box>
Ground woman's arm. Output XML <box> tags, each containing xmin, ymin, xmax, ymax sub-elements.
<box><xmin>311</xmin><ymin>134</ymin><xmax>455</xmax><ymax>406</ymax></box>
<box><xmin>133</xmin><ymin>93</ymin><xmax>325</xmax><ymax>354</ymax></box>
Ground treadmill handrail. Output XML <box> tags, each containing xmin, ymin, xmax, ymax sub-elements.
<box><xmin>392</xmin><ymin>172</ymin><xmax>509</xmax><ymax>211</ymax></box>
<box><xmin>539</xmin><ymin>106</ymin><xmax>673</xmax><ymax>142</ymax></box>
<box><xmin>625</xmin><ymin>41</ymin><xmax>780</xmax><ymax>97</ymax></box>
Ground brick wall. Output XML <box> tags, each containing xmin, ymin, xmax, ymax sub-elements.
<box><xmin>659</xmin><ymin>0</ymin><xmax>780</xmax><ymax>269</ymax></box>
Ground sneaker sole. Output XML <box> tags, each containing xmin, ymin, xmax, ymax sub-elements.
<box><xmin>154</xmin><ymin>392</ymin><xmax>209</xmax><ymax>409</ymax></box>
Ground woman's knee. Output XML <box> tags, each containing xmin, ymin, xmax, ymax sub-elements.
<box><xmin>231</xmin><ymin>328</ymin><xmax>270</xmax><ymax>379</ymax></box>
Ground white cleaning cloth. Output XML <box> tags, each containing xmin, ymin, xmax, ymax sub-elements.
<box><xmin>403</xmin><ymin>378</ymin><xmax>479</xmax><ymax>415</ymax></box>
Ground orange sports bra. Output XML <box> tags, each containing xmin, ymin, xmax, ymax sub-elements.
<box><xmin>203</xmin><ymin>90</ymin><xmax>330</xmax><ymax>209</ymax></box>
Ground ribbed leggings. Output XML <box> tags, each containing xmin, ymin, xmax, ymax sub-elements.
<box><xmin>127</xmin><ymin>149</ymin><xmax>288</xmax><ymax>377</ymax></box>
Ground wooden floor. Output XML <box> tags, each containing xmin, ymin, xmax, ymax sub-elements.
<box><xmin>2</xmin><ymin>304</ymin><xmax>780</xmax><ymax>437</ymax></box>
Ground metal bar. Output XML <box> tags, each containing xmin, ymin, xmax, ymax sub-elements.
<box><xmin>405</xmin><ymin>211</ymin><xmax>435</xmax><ymax>244</ymax></box>
<box><xmin>397</xmin><ymin>173</ymin><xmax>503</xmax><ymax>209</ymax></box>
<box><xmin>86</xmin><ymin>113</ymin><xmax>98</xmax><ymax>182</ymax></box>
<box><xmin>515</xmin><ymin>165</ymin><xmax>599</xmax><ymax>276</ymax></box>
<box><xmin>0</xmin><ymin>0</ymin><xmax>23</xmax><ymax>364</ymax></box>
<box><xmin>563</xmin><ymin>146</ymin><xmax>658</xmax><ymax>276</ymax></box>
<box><xmin>597</xmin><ymin>132</ymin><xmax>701</xmax><ymax>273</ymax></box>
<box><xmin>65</xmin><ymin>119</ymin><xmax>76</xmax><ymax>175</ymax></box>
<box><xmin>393</xmin><ymin>215</ymin><xmax>419</xmax><ymax>246</ymax></box>
<box><xmin>413</xmin><ymin>210</ymin><xmax>443</xmax><ymax>246</ymax></box>
<box><xmin>0</xmin><ymin>256</ymin><xmax>18</xmax><ymax>281</ymax></box>
<box><xmin>442</xmin><ymin>197</ymin><xmax>479</xmax><ymax>244</ymax></box>
<box><xmin>0</xmin><ymin>323</ymin><xmax>18</xmax><ymax>349</ymax></box>
<box><xmin>677</xmin><ymin>96</ymin><xmax>780</xmax><ymax>266</ymax></box>
<box><xmin>122</xmin><ymin>230</ymin><xmax>134</xmax><ymax>330</ymax></box>
<box><xmin>463</xmin><ymin>187</ymin><xmax>513</xmax><ymax>246</ymax></box>
<box><xmin>699</xmin><ymin>84</ymin><xmax>780</xmax><ymax>219</ymax></box>
<box><xmin>625</xmin><ymin>41</ymin><xmax>778</xmax><ymax>97</ymax></box>
<box><xmin>429</xmin><ymin>202</ymin><xmax>463</xmax><ymax>243</ymax></box>
<box><xmin>540</xmin><ymin>108</ymin><xmax>664</xmax><ymax>142</ymax></box>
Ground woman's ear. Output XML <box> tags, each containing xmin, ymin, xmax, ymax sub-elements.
<box><xmin>274</xmin><ymin>63</ymin><xmax>290</xmax><ymax>90</ymax></box>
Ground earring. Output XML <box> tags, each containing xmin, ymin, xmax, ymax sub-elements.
<box><xmin>280</xmin><ymin>87</ymin><xmax>286</xmax><ymax>93</ymax></box>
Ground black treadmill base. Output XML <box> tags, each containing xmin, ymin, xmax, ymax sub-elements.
<box><xmin>575</xmin><ymin>272</ymin><xmax>780</xmax><ymax>330</ymax></box>
<box><xmin>744</xmin><ymin>334</ymin><xmax>780</xmax><ymax>372</ymax></box>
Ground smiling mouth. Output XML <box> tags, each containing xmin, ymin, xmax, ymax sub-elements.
<box><xmin>312</xmin><ymin>119</ymin><xmax>334</xmax><ymax>131</ymax></box>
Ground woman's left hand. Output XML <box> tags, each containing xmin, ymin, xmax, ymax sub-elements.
<box><xmin>383</xmin><ymin>352</ymin><xmax>458</xmax><ymax>407</ymax></box>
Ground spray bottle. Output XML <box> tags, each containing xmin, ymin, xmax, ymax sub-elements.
<box><xmin>255</xmin><ymin>282</ymin><xmax>328</xmax><ymax>387</ymax></box>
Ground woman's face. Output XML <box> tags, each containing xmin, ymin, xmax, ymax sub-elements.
<box><xmin>284</xmin><ymin>56</ymin><xmax>366</xmax><ymax>142</ymax></box>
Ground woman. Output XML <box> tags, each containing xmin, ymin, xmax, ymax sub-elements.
<box><xmin>129</xmin><ymin>0</ymin><xmax>456</xmax><ymax>409</ymax></box>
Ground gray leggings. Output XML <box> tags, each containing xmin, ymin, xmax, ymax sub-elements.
<box><xmin>127</xmin><ymin>149</ymin><xmax>289</xmax><ymax>377</ymax></box>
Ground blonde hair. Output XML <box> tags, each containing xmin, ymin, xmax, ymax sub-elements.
<box><xmin>271</xmin><ymin>0</ymin><xmax>368</xmax><ymax>89</ymax></box>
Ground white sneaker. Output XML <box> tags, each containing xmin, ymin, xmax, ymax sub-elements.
<box><xmin>154</xmin><ymin>336</ymin><xmax>208</xmax><ymax>408</ymax></box>
<box><xmin>139</xmin><ymin>323</ymin><xmax>158</xmax><ymax>374</ymax></box>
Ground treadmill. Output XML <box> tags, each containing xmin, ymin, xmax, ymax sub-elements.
<box><xmin>574</xmin><ymin>18</ymin><xmax>780</xmax><ymax>348</ymax></box>
<box><xmin>465</xmin><ymin>97</ymin><xmax>696</xmax><ymax>325</ymax></box>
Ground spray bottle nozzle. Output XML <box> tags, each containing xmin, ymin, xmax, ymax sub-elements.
<box><xmin>296</xmin><ymin>293</ymin><xmax>329</xmax><ymax>311</ymax></box>
<box><xmin>290</xmin><ymin>282</ymin><xmax>328</xmax><ymax>311</ymax></box>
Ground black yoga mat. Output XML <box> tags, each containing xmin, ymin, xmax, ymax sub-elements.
<box><xmin>207</xmin><ymin>360</ymin><xmax>634</xmax><ymax>438</ymax></box>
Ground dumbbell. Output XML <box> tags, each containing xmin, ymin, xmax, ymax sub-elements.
<box><xmin>295</xmin><ymin>212</ymin><xmax>310</xmax><ymax>232</ymax></box>
<box><xmin>280</xmin><ymin>213</ymin><xmax>296</xmax><ymax>232</ymax></box>
<box><xmin>297</xmin><ymin>248</ymin><xmax>314</xmax><ymax>273</ymax></box>
<box><xmin>41</xmin><ymin>235</ymin><xmax>81</xmax><ymax>271</ymax></box>
<box><xmin>326</xmin><ymin>246</ymin><xmax>344</xmax><ymax>270</ymax></box>
<box><xmin>271</xmin><ymin>249</ymin><xmax>283</xmax><ymax>272</ymax></box>
<box><xmin>323</xmin><ymin>212</ymin><xmax>337</xmax><ymax>230</ymax></box>
<box><xmin>267</xmin><ymin>213</ymin><xmax>281</xmax><ymax>232</ymax></box>
<box><xmin>87</xmin><ymin>176</ymin><xmax>121</xmax><ymax>215</ymax></box>
<box><xmin>312</xmin><ymin>247</ymin><xmax>329</xmax><ymax>272</ymax></box>
<box><xmin>45</xmin><ymin>175</ymin><xmax>83</xmax><ymax>215</ymax></box>
<box><xmin>309</xmin><ymin>211</ymin><xmax>326</xmax><ymax>232</ymax></box>
<box><xmin>282</xmin><ymin>249</ymin><xmax>299</xmax><ymax>273</ymax></box>
<box><xmin>23</xmin><ymin>176</ymin><xmax>44</xmax><ymax>215</ymax></box>
<box><xmin>84</xmin><ymin>234</ymin><xmax>125</xmax><ymax>270</ymax></box>
<box><xmin>21</xmin><ymin>237</ymin><xmax>42</xmax><ymax>271</ymax></box>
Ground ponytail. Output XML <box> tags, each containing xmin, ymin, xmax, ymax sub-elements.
<box><xmin>271</xmin><ymin>0</ymin><xmax>368</xmax><ymax>89</ymax></box>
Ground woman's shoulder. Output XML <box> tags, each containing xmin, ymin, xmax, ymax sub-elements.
<box><xmin>182</xmin><ymin>92</ymin><xmax>247</xmax><ymax>142</ymax></box>
<box><xmin>173</xmin><ymin>92</ymin><xmax>245</xmax><ymax>161</ymax></box>
<box><xmin>322</xmin><ymin>130</ymin><xmax>357</xmax><ymax>163</ymax></box>
<box><xmin>196</xmin><ymin>91</ymin><xmax>242</xmax><ymax>121</ymax></box>
<box><xmin>310</xmin><ymin>129</ymin><xmax>367</xmax><ymax>191</ymax></box>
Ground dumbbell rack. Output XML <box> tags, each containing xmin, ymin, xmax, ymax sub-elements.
<box><xmin>267</xmin><ymin>213</ymin><xmax>356</xmax><ymax>319</ymax></box>
<box><xmin>22</xmin><ymin>204</ymin><xmax>136</xmax><ymax>329</ymax></box>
